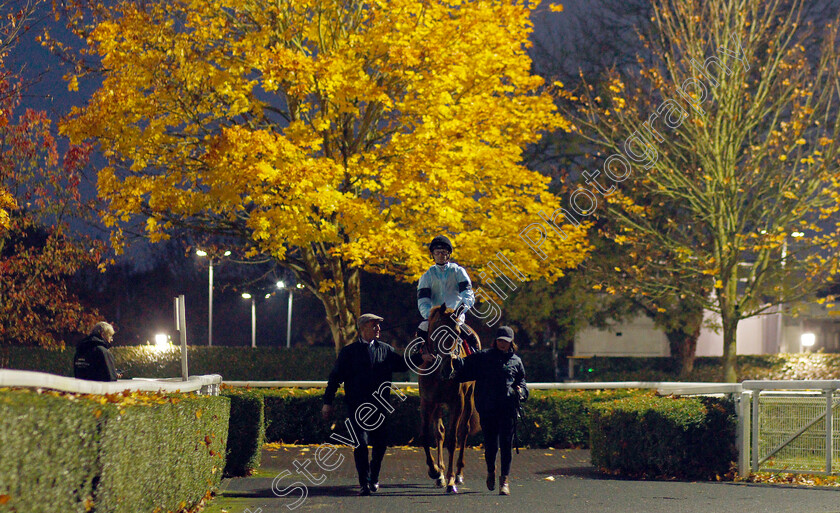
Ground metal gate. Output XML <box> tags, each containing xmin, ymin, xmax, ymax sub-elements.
<box><xmin>742</xmin><ymin>381</ymin><xmax>840</xmax><ymax>475</ymax></box>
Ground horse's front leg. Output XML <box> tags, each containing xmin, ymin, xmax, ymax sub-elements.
<box><xmin>454</xmin><ymin>388</ymin><xmax>475</xmax><ymax>485</ymax></box>
<box><xmin>444</xmin><ymin>398</ymin><xmax>464</xmax><ymax>493</ymax></box>
<box><xmin>420</xmin><ymin>399</ymin><xmax>444</xmax><ymax>485</ymax></box>
<box><xmin>435</xmin><ymin>417</ymin><xmax>446</xmax><ymax>488</ymax></box>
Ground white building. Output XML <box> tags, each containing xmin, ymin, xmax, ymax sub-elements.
<box><xmin>574</xmin><ymin>304</ymin><xmax>840</xmax><ymax>357</ymax></box>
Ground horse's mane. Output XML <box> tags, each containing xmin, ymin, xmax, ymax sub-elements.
<box><xmin>426</xmin><ymin>303</ymin><xmax>463</xmax><ymax>357</ymax></box>
<box><xmin>429</xmin><ymin>304</ymin><xmax>455</xmax><ymax>320</ymax></box>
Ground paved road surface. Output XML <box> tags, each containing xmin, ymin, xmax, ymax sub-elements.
<box><xmin>206</xmin><ymin>446</ymin><xmax>840</xmax><ymax>513</ymax></box>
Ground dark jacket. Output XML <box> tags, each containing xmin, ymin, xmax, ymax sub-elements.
<box><xmin>452</xmin><ymin>347</ymin><xmax>528</xmax><ymax>417</ymax></box>
<box><xmin>324</xmin><ymin>339</ymin><xmax>419</xmax><ymax>408</ymax></box>
<box><xmin>73</xmin><ymin>334</ymin><xmax>118</xmax><ymax>382</ymax></box>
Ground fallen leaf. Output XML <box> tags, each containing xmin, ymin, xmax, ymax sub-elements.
<box><xmin>0</xmin><ymin>495</ymin><xmax>10</xmax><ymax>504</ymax></box>
<box><xmin>544</xmin><ymin>476</ymin><xmax>556</xmax><ymax>481</ymax></box>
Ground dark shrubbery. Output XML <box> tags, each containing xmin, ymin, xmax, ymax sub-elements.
<box><xmin>256</xmin><ymin>387</ymin><xmax>649</xmax><ymax>448</ymax></box>
<box><xmin>222</xmin><ymin>389</ymin><xmax>266</xmax><ymax>477</ymax></box>
<box><xmin>567</xmin><ymin>354</ymin><xmax>840</xmax><ymax>382</ymax></box>
<box><xmin>1</xmin><ymin>346</ymin><xmax>558</xmax><ymax>381</ymax></box>
<box><xmin>0</xmin><ymin>388</ymin><xmax>230</xmax><ymax>513</ymax></box>
<box><xmin>590</xmin><ymin>393</ymin><xmax>736</xmax><ymax>479</ymax></box>
<box><xmin>516</xmin><ymin>389</ymin><xmax>642</xmax><ymax>448</ymax></box>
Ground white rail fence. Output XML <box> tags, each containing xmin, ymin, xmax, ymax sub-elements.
<box><xmin>0</xmin><ymin>369</ymin><xmax>222</xmax><ymax>395</ymax></box>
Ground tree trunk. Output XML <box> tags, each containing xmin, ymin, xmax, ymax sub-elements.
<box><xmin>720</xmin><ymin>309</ymin><xmax>738</xmax><ymax>383</ymax></box>
<box><xmin>719</xmin><ymin>273</ymin><xmax>740</xmax><ymax>383</ymax></box>
<box><xmin>299</xmin><ymin>245</ymin><xmax>361</xmax><ymax>355</ymax></box>
<box><xmin>665</xmin><ymin>307</ymin><xmax>702</xmax><ymax>378</ymax></box>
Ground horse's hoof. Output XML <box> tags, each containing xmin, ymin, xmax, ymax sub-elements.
<box><xmin>455</xmin><ymin>475</ymin><xmax>464</xmax><ymax>485</ymax></box>
<box><xmin>446</xmin><ymin>485</ymin><xmax>459</xmax><ymax>494</ymax></box>
<box><xmin>435</xmin><ymin>476</ymin><xmax>446</xmax><ymax>488</ymax></box>
<box><xmin>429</xmin><ymin>469</ymin><xmax>441</xmax><ymax>480</ymax></box>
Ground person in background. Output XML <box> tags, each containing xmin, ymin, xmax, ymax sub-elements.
<box><xmin>449</xmin><ymin>325</ymin><xmax>528</xmax><ymax>495</ymax></box>
<box><xmin>74</xmin><ymin>321</ymin><xmax>121</xmax><ymax>382</ymax></box>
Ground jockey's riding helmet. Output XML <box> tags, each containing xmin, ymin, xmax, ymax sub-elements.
<box><xmin>429</xmin><ymin>235</ymin><xmax>453</xmax><ymax>253</ymax></box>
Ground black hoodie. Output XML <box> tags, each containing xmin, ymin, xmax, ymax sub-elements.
<box><xmin>73</xmin><ymin>334</ymin><xmax>118</xmax><ymax>382</ymax></box>
<box><xmin>451</xmin><ymin>346</ymin><xmax>528</xmax><ymax>417</ymax></box>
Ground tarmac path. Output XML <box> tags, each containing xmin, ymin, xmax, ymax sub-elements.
<box><xmin>204</xmin><ymin>446</ymin><xmax>840</xmax><ymax>513</ymax></box>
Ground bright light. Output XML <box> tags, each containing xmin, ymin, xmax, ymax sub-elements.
<box><xmin>296</xmin><ymin>283</ymin><xmax>304</xmax><ymax>289</ymax></box>
<box><xmin>152</xmin><ymin>333</ymin><xmax>171</xmax><ymax>352</ymax></box>
<box><xmin>276</xmin><ymin>280</ymin><xmax>285</xmax><ymax>289</ymax></box>
<box><xmin>792</xmin><ymin>231</ymin><xmax>805</xmax><ymax>238</ymax></box>
<box><xmin>242</xmin><ymin>292</ymin><xmax>252</xmax><ymax>299</ymax></box>
<box><xmin>801</xmin><ymin>332</ymin><xmax>816</xmax><ymax>347</ymax></box>
<box><xmin>265</xmin><ymin>293</ymin><xmax>271</xmax><ymax>299</ymax></box>
<box><xmin>223</xmin><ymin>250</ymin><xmax>231</xmax><ymax>256</ymax></box>
<box><xmin>196</xmin><ymin>249</ymin><xmax>207</xmax><ymax>257</ymax></box>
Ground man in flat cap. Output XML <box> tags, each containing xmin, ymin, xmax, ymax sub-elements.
<box><xmin>322</xmin><ymin>313</ymin><xmax>430</xmax><ymax>495</ymax></box>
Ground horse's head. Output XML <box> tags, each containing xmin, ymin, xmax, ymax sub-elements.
<box><xmin>426</xmin><ymin>302</ymin><xmax>465</xmax><ymax>378</ymax></box>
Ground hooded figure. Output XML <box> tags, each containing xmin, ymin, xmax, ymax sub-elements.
<box><xmin>74</xmin><ymin>322</ymin><xmax>119</xmax><ymax>382</ymax></box>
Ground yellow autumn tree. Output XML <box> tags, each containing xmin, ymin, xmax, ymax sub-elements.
<box><xmin>60</xmin><ymin>0</ymin><xmax>589</xmax><ymax>350</ymax></box>
<box><xmin>0</xmin><ymin>189</ymin><xmax>12</xmax><ymax>232</ymax></box>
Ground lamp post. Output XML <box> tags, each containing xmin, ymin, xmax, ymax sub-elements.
<box><xmin>196</xmin><ymin>249</ymin><xmax>230</xmax><ymax>346</ymax></box>
<box><xmin>277</xmin><ymin>281</ymin><xmax>304</xmax><ymax>348</ymax></box>
<box><xmin>775</xmin><ymin>231</ymin><xmax>804</xmax><ymax>352</ymax></box>
<box><xmin>242</xmin><ymin>293</ymin><xmax>256</xmax><ymax>348</ymax></box>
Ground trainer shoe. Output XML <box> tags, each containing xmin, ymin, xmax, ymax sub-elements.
<box><xmin>499</xmin><ymin>475</ymin><xmax>510</xmax><ymax>496</ymax></box>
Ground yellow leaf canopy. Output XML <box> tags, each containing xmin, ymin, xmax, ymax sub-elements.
<box><xmin>63</xmin><ymin>0</ymin><xmax>587</xmax><ymax>285</ymax></box>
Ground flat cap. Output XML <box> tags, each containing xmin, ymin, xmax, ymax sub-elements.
<box><xmin>357</xmin><ymin>313</ymin><xmax>384</xmax><ymax>328</ymax></box>
<box><xmin>495</xmin><ymin>326</ymin><xmax>514</xmax><ymax>342</ymax></box>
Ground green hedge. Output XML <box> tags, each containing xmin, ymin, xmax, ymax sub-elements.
<box><xmin>255</xmin><ymin>387</ymin><xmax>648</xmax><ymax>448</ymax></box>
<box><xmin>0</xmin><ymin>390</ymin><xmax>100</xmax><ymax>513</ymax></box>
<box><xmin>0</xmin><ymin>346</ymin><xmax>560</xmax><ymax>381</ymax></box>
<box><xmin>15</xmin><ymin>345</ymin><xmax>840</xmax><ymax>382</ymax></box>
<box><xmin>567</xmin><ymin>354</ymin><xmax>818</xmax><ymax>382</ymax></box>
<box><xmin>516</xmin><ymin>389</ymin><xmax>642</xmax><ymax>448</ymax></box>
<box><xmin>0</xmin><ymin>388</ymin><xmax>230</xmax><ymax>513</ymax></box>
<box><xmin>0</xmin><ymin>346</ymin><xmax>373</xmax><ymax>381</ymax></box>
<box><xmin>222</xmin><ymin>389</ymin><xmax>266</xmax><ymax>477</ymax></box>
<box><xmin>589</xmin><ymin>394</ymin><xmax>736</xmax><ymax>479</ymax></box>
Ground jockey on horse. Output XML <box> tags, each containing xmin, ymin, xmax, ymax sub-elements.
<box><xmin>417</xmin><ymin>235</ymin><xmax>481</xmax><ymax>354</ymax></box>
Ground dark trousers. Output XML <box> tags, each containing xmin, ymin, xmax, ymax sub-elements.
<box><xmin>350</xmin><ymin>415</ymin><xmax>389</xmax><ymax>486</ymax></box>
<box><xmin>480</xmin><ymin>413</ymin><xmax>516</xmax><ymax>476</ymax></box>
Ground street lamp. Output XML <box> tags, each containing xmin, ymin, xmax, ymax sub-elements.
<box><xmin>242</xmin><ymin>292</ymin><xmax>256</xmax><ymax>348</ymax></box>
<box><xmin>277</xmin><ymin>281</ymin><xmax>304</xmax><ymax>348</ymax></box>
<box><xmin>153</xmin><ymin>333</ymin><xmax>170</xmax><ymax>352</ymax></box>
<box><xmin>196</xmin><ymin>249</ymin><xmax>231</xmax><ymax>346</ymax></box>
<box><xmin>801</xmin><ymin>332</ymin><xmax>816</xmax><ymax>352</ymax></box>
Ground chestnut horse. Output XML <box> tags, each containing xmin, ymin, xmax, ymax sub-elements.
<box><xmin>417</xmin><ymin>303</ymin><xmax>481</xmax><ymax>493</ymax></box>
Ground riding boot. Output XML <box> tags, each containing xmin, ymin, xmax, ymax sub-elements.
<box><xmin>499</xmin><ymin>475</ymin><xmax>510</xmax><ymax>496</ymax></box>
<box><xmin>463</xmin><ymin>330</ymin><xmax>480</xmax><ymax>353</ymax></box>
